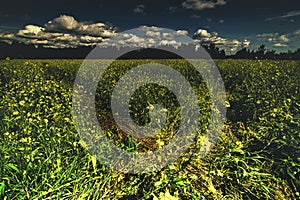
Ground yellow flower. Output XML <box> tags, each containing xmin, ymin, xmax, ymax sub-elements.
<box><xmin>225</xmin><ymin>100</ymin><xmax>230</xmax><ymax>108</ymax></box>
<box><xmin>235</xmin><ymin>141</ymin><xmax>243</xmax><ymax>148</ymax></box>
<box><xmin>64</xmin><ymin>117</ymin><xmax>70</xmax><ymax>123</ymax></box>
<box><xmin>147</xmin><ymin>103</ymin><xmax>154</xmax><ymax>110</ymax></box>
<box><xmin>156</xmin><ymin>139</ymin><xmax>164</xmax><ymax>148</ymax></box>
<box><xmin>12</xmin><ymin>111</ymin><xmax>19</xmax><ymax>115</ymax></box>
<box><xmin>217</xmin><ymin>170</ymin><xmax>224</xmax><ymax>177</ymax></box>
<box><xmin>207</xmin><ymin>180</ymin><xmax>217</xmax><ymax>194</ymax></box>
<box><xmin>19</xmin><ymin>100</ymin><xmax>25</xmax><ymax>106</ymax></box>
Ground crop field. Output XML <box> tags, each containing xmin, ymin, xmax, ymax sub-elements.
<box><xmin>0</xmin><ymin>59</ymin><xmax>299</xmax><ymax>199</ymax></box>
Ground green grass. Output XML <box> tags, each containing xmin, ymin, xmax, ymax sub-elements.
<box><xmin>0</xmin><ymin>59</ymin><xmax>299</xmax><ymax>199</ymax></box>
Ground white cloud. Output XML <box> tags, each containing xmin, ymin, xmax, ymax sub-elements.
<box><xmin>243</xmin><ymin>39</ymin><xmax>251</xmax><ymax>47</ymax></box>
<box><xmin>257</xmin><ymin>33</ymin><xmax>279</xmax><ymax>38</ymax></box>
<box><xmin>1</xmin><ymin>15</ymin><xmax>117</xmax><ymax>48</ymax></box>
<box><xmin>257</xmin><ymin>32</ymin><xmax>292</xmax><ymax>47</ymax></box>
<box><xmin>139</xmin><ymin>26</ymin><xmax>163</xmax><ymax>32</ymax></box>
<box><xmin>254</xmin><ymin>29</ymin><xmax>300</xmax><ymax>51</ymax></box>
<box><xmin>176</xmin><ymin>30</ymin><xmax>189</xmax><ymax>36</ymax></box>
<box><xmin>163</xmin><ymin>30</ymin><xmax>188</xmax><ymax>39</ymax></box>
<box><xmin>0</xmin><ymin>32</ymin><xmax>15</xmax><ymax>44</ymax></box>
<box><xmin>80</xmin><ymin>35</ymin><xmax>103</xmax><ymax>43</ymax></box>
<box><xmin>193</xmin><ymin>28</ymin><xmax>249</xmax><ymax>54</ymax></box>
<box><xmin>51</xmin><ymin>33</ymin><xmax>77</xmax><ymax>43</ymax></box>
<box><xmin>125</xmin><ymin>34</ymin><xmax>146</xmax><ymax>44</ymax></box>
<box><xmin>44</xmin><ymin>15</ymin><xmax>116</xmax><ymax>37</ymax></box>
<box><xmin>17</xmin><ymin>25</ymin><xmax>45</xmax><ymax>37</ymax></box>
<box><xmin>265</xmin><ymin>10</ymin><xmax>300</xmax><ymax>21</ymax></box>
<box><xmin>293</xmin><ymin>29</ymin><xmax>300</xmax><ymax>35</ymax></box>
<box><xmin>274</xmin><ymin>43</ymin><xmax>288</xmax><ymax>47</ymax></box>
<box><xmin>211</xmin><ymin>32</ymin><xmax>218</xmax><ymax>37</ymax></box>
<box><xmin>0</xmin><ymin>32</ymin><xmax>14</xmax><ymax>39</ymax></box>
<box><xmin>182</xmin><ymin>0</ymin><xmax>226</xmax><ymax>10</ymax></box>
<box><xmin>98</xmin><ymin>26</ymin><xmax>190</xmax><ymax>49</ymax></box>
<box><xmin>146</xmin><ymin>30</ymin><xmax>161</xmax><ymax>38</ymax></box>
<box><xmin>159</xmin><ymin>40</ymin><xmax>180</xmax><ymax>46</ymax></box>
<box><xmin>193</xmin><ymin>29</ymin><xmax>211</xmax><ymax>38</ymax></box>
<box><xmin>45</xmin><ymin>15</ymin><xmax>79</xmax><ymax>31</ymax></box>
<box><xmin>278</xmin><ymin>35</ymin><xmax>289</xmax><ymax>42</ymax></box>
<box><xmin>133</xmin><ymin>4</ymin><xmax>145</xmax><ymax>14</ymax></box>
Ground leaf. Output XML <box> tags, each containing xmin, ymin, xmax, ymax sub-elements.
<box><xmin>91</xmin><ymin>155</ymin><xmax>97</xmax><ymax>172</ymax></box>
<box><xmin>5</xmin><ymin>163</ymin><xmax>20</xmax><ymax>173</ymax></box>
<box><xmin>158</xmin><ymin>189</ymin><xmax>180</xmax><ymax>200</ymax></box>
<box><xmin>176</xmin><ymin>180</ymin><xmax>185</xmax><ymax>186</ymax></box>
<box><xmin>0</xmin><ymin>182</ymin><xmax>5</xmax><ymax>196</ymax></box>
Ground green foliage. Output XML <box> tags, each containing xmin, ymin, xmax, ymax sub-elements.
<box><xmin>0</xmin><ymin>59</ymin><xmax>299</xmax><ymax>199</ymax></box>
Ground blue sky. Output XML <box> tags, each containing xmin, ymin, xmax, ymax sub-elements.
<box><xmin>0</xmin><ymin>0</ymin><xmax>299</xmax><ymax>52</ymax></box>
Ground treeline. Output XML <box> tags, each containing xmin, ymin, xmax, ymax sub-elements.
<box><xmin>203</xmin><ymin>44</ymin><xmax>300</xmax><ymax>60</ymax></box>
<box><xmin>1</xmin><ymin>41</ymin><xmax>300</xmax><ymax>60</ymax></box>
<box><xmin>0</xmin><ymin>41</ymin><xmax>93</xmax><ymax>59</ymax></box>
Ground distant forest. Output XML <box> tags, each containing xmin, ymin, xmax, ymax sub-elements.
<box><xmin>1</xmin><ymin>41</ymin><xmax>300</xmax><ymax>60</ymax></box>
<box><xmin>203</xmin><ymin>43</ymin><xmax>300</xmax><ymax>60</ymax></box>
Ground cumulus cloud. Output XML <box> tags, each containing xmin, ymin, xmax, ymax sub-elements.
<box><xmin>133</xmin><ymin>4</ymin><xmax>145</xmax><ymax>14</ymax></box>
<box><xmin>176</xmin><ymin>30</ymin><xmax>189</xmax><ymax>36</ymax></box>
<box><xmin>98</xmin><ymin>26</ymin><xmax>248</xmax><ymax>54</ymax></box>
<box><xmin>257</xmin><ymin>33</ymin><xmax>279</xmax><ymax>38</ymax></box>
<box><xmin>161</xmin><ymin>30</ymin><xmax>188</xmax><ymax>40</ymax></box>
<box><xmin>0</xmin><ymin>15</ymin><xmax>254</xmax><ymax>54</ymax></box>
<box><xmin>44</xmin><ymin>15</ymin><xmax>116</xmax><ymax>37</ymax></box>
<box><xmin>257</xmin><ymin>32</ymin><xmax>291</xmax><ymax>47</ymax></box>
<box><xmin>182</xmin><ymin>0</ymin><xmax>226</xmax><ymax>10</ymax></box>
<box><xmin>278</xmin><ymin>35</ymin><xmax>289</xmax><ymax>42</ymax></box>
<box><xmin>146</xmin><ymin>30</ymin><xmax>161</xmax><ymax>38</ymax></box>
<box><xmin>139</xmin><ymin>25</ymin><xmax>163</xmax><ymax>32</ymax></box>
<box><xmin>274</xmin><ymin>43</ymin><xmax>288</xmax><ymax>47</ymax></box>
<box><xmin>17</xmin><ymin>25</ymin><xmax>45</xmax><ymax>37</ymax></box>
<box><xmin>0</xmin><ymin>15</ymin><xmax>117</xmax><ymax>48</ymax></box>
<box><xmin>193</xmin><ymin>28</ymin><xmax>249</xmax><ymax>53</ymax></box>
<box><xmin>97</xmin><ymin>26</ymin><xmax>191</xmax><ymax>49</ymax></box>
<box><xmin>0</xmin><ymin>32</ymin><xmax>15</xmax><ymax>44</ymax></box>
<box><xmin>255</xmin><ymin>29</ymin><xmax>300</xmax><ymax>51</ymax></box>
<box><xmin>45</xmin><ymin>15</ymin><xmax>78</xmax><ymax>31</ymax></box>
<box><xmin>193</xmin><ymin>29</ymin><xmax>211</xmax><ymax>38</ymax></box>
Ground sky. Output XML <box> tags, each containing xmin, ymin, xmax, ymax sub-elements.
<box><xmin>0</xmin><ymin>0</ymin><xmax>300</xmax><ymax>53</ymax></box>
